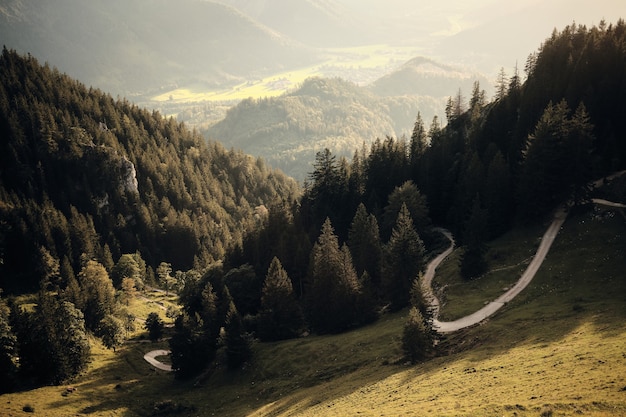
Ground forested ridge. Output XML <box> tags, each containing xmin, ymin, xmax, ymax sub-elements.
<box><xmin>0</xmin><ymin>47</ymin><xmax>299</xmax><ymax>294</ymax></box>
<box><xmin>229</xmin><ymin>20</ymin><xmax>626</xmax><ymax>288</ymax></box>
<box><xmin>1</xmin><ymin>20</ymin><xmax>626</xmax><ymax>389</ymax></box>
<box><xmin>222</xmin><ymin>20</ymin><xmax>626</xmax><ymax>368</ymax></box>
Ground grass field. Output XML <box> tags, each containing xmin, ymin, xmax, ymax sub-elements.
<box><xmin>1</xmin><ymin>206</ymin><xmax>625</xmax><ymax>416</ymax></box>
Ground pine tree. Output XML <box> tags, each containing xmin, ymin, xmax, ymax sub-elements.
<box><xmin>144</xmin><ymin>312</ymin><xmax>164</xmax><ymax>342</ymax></box>
<box><xmin>348</xmin><ymin>204</ymin><xmax>383</xmax><ymax>290</ymax></box>
<box><xmin>13</xmin><ymin>289</ymin><xmax>90</xmax><ymax>384</ymax></box>
<box><xmin>224</xmin><ymin>302</ymin><xmax>252</xmax><ymax>369</ymax></box>
<box><xmin>410</xmin><ymin>112</ymin><xmax>428</xmax><ymax>161</ymax></box>
<box><xmin>169</xmin><ymin>312</ymin><xmax>213</xmax><ymax>379</ymax></box>
<box><xmin>258</xmin><ymin>257</ymin><xmax>304</xmax><ymax>341</ymax></box>
<box><xmin>382</xmin><ymin>181</ymin><xmax>430</xmax><ymax>240</ymax></box>
<box><xmin>518</xmin><ymin>100</ymin><xmax>593</xmax><ymax>219</ymax></box>
<box><xmin>460</xmin><ymin>196</ymin><xmax>489</xmax><ymax>280</ymax></box>
<box><xmin>495</xmin><ymin>67</ymin><xmax>508</xmax><ymax>100</ymax></box>
<box><xmin>308</xmin><ymin>218</ymin><xmax>361</xmax><ymax>333</ymax></box>
<box><xmin>484</xmin><ymin>151</ymin><xmax>512</xmax><ymax>237</ymax></box>
<box><xmin>402</xmin><ymin>307</ymin><xmax>432</xmax><ymax>363</ymax></box>
<box><xmin>0</xmin><ymin>295</ymin><xmax>18</xmax><ymax>392</ymax></box>
<box><xmin>383</xmin><ymin>204</ymin><xmax>425</xmax><ymax>311</ymax></box>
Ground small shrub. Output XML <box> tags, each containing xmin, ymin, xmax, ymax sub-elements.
<box><xmin>540</xmin><ymin>406</ymin><xmax>554</xmax><ymax>417</ymax></box>
<box><xmin>152</xmin><ymin>399</ymin><xmax>196</xmax><ymax>415</ymax></box>
<box><xmin>23</xmin><ymin>404</ymin><xmax>35</xmax><ymax>413</ymax></box>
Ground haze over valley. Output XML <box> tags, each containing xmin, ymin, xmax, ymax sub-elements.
<box><xmin>2</xmin><ymin>0</ymin><xmax>622</xmax><ymax>178</ymax></box>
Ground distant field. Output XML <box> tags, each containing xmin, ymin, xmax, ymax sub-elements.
<box><xmin>150</xmin><ymin>45</ymin><xmax>422</xmax><ymax>103</ymax></box>
<box><xmin>2</xmin><ymin>206</ymin><xmax>625</xmax><ymax>416</ymax></box>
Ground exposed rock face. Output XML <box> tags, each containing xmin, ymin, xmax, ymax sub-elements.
<box><xmin>119</xmin><ymin>155</ymin><xmax>138</xmax><ymax>194</ymax></box>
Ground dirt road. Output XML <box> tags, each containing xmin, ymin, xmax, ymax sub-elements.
<box><xmin>143</xmin><ymin>349</ymin><xmax>172</xmax><ymax>371</ymax></box>
<box><xmin>423</xmin><ymin>206</ymin><xmax>568</xmax><ymax>333</ymax></box>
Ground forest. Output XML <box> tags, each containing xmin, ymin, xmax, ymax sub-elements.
<box><xmin>1</xmin><ymin>20</ymin><xmax>626</xmax><ymax>388</ymax></box>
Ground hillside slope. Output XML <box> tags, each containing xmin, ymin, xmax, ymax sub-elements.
<box><xmin>0</xmin><ymin>49</ymin><xmax>299</xmax><ymax>293</ymax></box>
<box><xmin>205</xmin><ymin>76</ymin><xmax>449</xmax><ymax>180</ymax></box>
<box><xmin>368</xmin><ymin>56</ymin><xmax>492</xmax><ymax>98</ymax></box>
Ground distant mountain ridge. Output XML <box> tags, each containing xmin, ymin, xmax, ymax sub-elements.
<box><xmin>0</xmin><ymin>0</ymin><xmax>317</xmax><ymax>97</ymax></box>
<box><xmin>368</xmin><ymin>56</ymin><xmax>492</xmax><ymax>98</ymax></box>
<box><xmin>205</xmin><ymin>76</ymin><xmax>444</xmax><ymax>180</ymax></box>
<box><xmin>205</xmin><ymin>56</ymin><xmax>489</xmax><ymax>180</ymax></box>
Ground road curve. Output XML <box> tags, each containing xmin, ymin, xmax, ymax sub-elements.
<box><xmin>143</xmin><ymin>349</ymin><xmax>173</xmax><ymax>371</ymax></box>
<box><xmin>422</xmin><ymin>206</ymin><xmax>569</xmax><ymax>333</ymax></box>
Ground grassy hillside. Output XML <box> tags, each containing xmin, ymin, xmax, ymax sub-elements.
<box><xmin>2</xmin><ymin>203</ymin><xmax>624</xmax><ymax>416</ymax></box>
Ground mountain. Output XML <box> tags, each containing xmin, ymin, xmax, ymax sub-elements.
<box><xmin>216</xmin><ymin>0</ymin><xmax>369</xmax><ymax>46</ymax></box>
<box><xmin>0</xmin><ymin>48</ymin><xmax>299</xmax><ymax>293</ymax></box>
<box><xmin>205</xmin><ymin>56</ymin><xmax>490</xmax><ymax>181</ymax></box>
<box><xmin>368</xmin><ymin>56</ymin><xmax>493</xmax><ymax>98</ymax></box>
<box><xmin>0</xmin><ymin>0</ymin><xmax>317</xmax><ymax>97</ymax></box>
<box><xmin>205</xmin><ymin>76</ymin><xmax>445</xmax><ymax>181</ymax></box>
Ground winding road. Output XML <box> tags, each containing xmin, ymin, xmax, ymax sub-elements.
<box><xmin>423</xmin><ymin>206</ymin><xmax>569</xmax><ymax>333</ymax></box>
<box><xmin>422</xmin><ymin>172</ymin><xmax>626</xmax><ymax>333</ymax></box>
<box><xmin>143</xmin><ymin>349</ymin><xmax>172</xmax><ymax>371</ymax></box>
<box><xmin>143</xmin><ymin>172</ymin><xmax>625</xmax><ymax>368</ymax></box>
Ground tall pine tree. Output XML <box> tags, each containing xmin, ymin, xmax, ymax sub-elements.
<box><xmin>383</xmin><ymin>204</ymin><xmax>426</xmax><ymax>311</ymax></box>
<box><xmin>257</xmin><ymin>257</ymin><xmax>304</xmax><ymax>341</ymax></box>
<box><xmin>308</xmin><ymin>218</ymin><xmax>360</xmax><ymax>333</ymax></box>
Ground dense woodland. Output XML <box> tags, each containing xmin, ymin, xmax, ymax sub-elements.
<box><xmin>1</xmin><ymin>20</ymin><xmax>626</xmax><ymax>387</ymax></box>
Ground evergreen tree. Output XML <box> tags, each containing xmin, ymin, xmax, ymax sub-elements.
<box><xmin>484</xmin><ymin>151</ymin><xmax>512</xmax><ymax>238</ymax></box>
<box><xmin>402</xmin><ymin>307</ymin><xmax>432</xmax><ymax>363</ymax></box>
<box><xmin>409</xmin><ymin>112</ymin><xmax>428</xmax><ymax>162</ymax></box>
<box><xmin>409</xmin><ymin>276</ymin><xmax>431</xmax><ymax>323</ymax></box>
<box><xmin>518</xmin><ymin>100</ymin><xmax>593</xmax><ymax>219</ymax></box>
<box><xmin>156</xmin><ymin>262</ymin><xmax>174</xmax><ymax>293</ymax></box>
<box><xmin>258</xmin><ymin>257</ymin><xmax>304</xmax><ymax>341</ymax></box>
<box><xmin>460</xmin><ymin>196</ymin><xmax>489</xmax><ymax>280</ymax></box>
<box><xmin>169</xmin><ymin>312</ymin><xmax>213</xmax><ymax>379</ymax></box>
<box><xmin>308</xmin><ymin>218</ymin><xmax>360</xmax><ymax>333</ymax></box>
<box><xmin>383</xmin><ymin>204</ymin><xmax>425</xmax><ymax>311</ymax></box>
<box><xmin>224</xmin><ymin>301</ymin><xmax>252</xmax><ymax>369</ymax></box>
<box><xmin>382</xmin><ymin>181</ymin><xmax>430</xmax><ymax>240</ymax></box>
<box><xmin>144</xmin><ymin>312</ymin><xmax>164</xmax><ymax>342</ymax></box>
<box><xmin>495</xmin><ymin>67</ymin><xmax>508</xmax><ymax>100</ymax></box>
<box><xmin>567</xmin><ymin>102</ymin><xmax>595</xmax><ymax>206</ymax></box>
<box><xmin>13</xmin><ymin>290</ymin><xmax>90</xmax><ymax>385</ymax></box>
<box><xmin>347</xmin><ymin>204</ymin><xmax>383</xmax><ymax>290</ymax></box>
<box><xmin>170</xmin><ymin>277</ymin><xmax>222</xmax><ymax>378</ymax></box>
<box><xmin>306</xmin><ymin>148</ymin><xmax>343</xmax><ymax>230</ymax></box>
<box><xmin>0</xmin><ymin>295</ymin><xmax>18</xmax><ymax>392</ymax></box>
